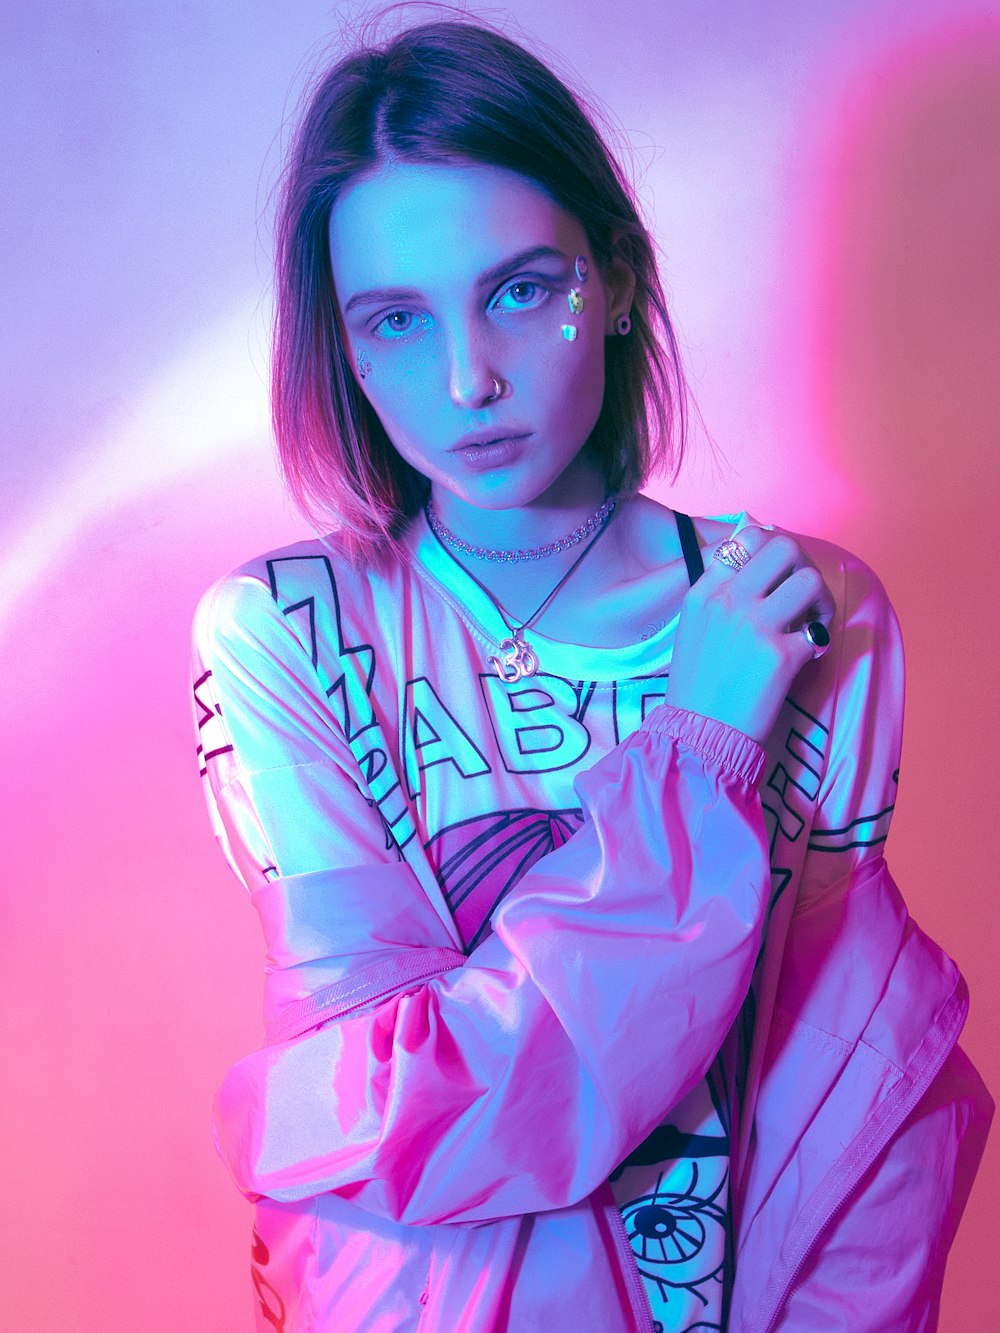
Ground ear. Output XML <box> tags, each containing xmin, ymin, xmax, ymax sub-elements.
<box><xmin>602</xmin><ymin>233</ymin><xmax>637</xmax><ymax>335</ymax></box>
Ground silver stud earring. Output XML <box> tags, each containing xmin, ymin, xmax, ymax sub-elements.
<box><xmin>616</xmin><ymin>314</ymin><xmax>632</xmax><ymax>337</ymax></box>
<box><xmin>357</xmin><ymin>349</ymin><xmax>372</xmax><ymax>379</ymax></box>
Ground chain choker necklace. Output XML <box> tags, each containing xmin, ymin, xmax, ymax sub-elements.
<box><xmin>425</xmin><ymin>494</ymin><xmax>617</xmax><ymax>563</ymax></box>
<box><xmin>424</xmin><ymin>496</ymin><xmax>618</xmax><ymax>683</ymax></box>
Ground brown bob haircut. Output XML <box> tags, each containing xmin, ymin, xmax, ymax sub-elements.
<box><xmin>272</xmin><ymin>14</ymin><xmax>687</xmax><ymax>566</ymax></box>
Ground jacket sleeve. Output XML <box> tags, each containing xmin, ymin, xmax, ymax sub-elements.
<box><xmin>773</xmin><ymin>551</ymin><xmax>995</xmax><ymax>1327</ymax></box>
<box><xmin>193</xmin><ymin>568</ymin><xmax>772</xmax><ymax>1226</ymax></box>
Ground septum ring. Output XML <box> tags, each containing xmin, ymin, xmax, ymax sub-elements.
<box><xmin>713</xmin><ymin>538</ymin><xmax>752</xmax><ymax>572</ymax></box>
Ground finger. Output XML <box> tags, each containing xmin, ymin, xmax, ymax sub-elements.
<box><xmin>704</xmin><ymin>529</ymin><xmax>837</xmax><ymax>634</ymax></box>
<box><xmin>703</xmin><ymin>526</ymin><xmax>774</xmax><ymax>581</ymax></box>
<box><xmin>784</xmin><ymin>570</ymin><xmax>836</xmax><ymax>629</ymax></box>
<box><xmin>759</xmin><ymin>563</ymin><xmax>834</xmax><ymax>630</ymax></box>
<box><xmin>807</xmin><ymin>586</ymin><xmax>837</xmax><ymax>627</ymax></box>
<box><xmin>733</xmin><ymin>533</ymin><xmax>810</xmax><ymax>600</ymax></box>
<box><xmin>786</xmin><ymin>616</ymin><xmax>834</xmax><ymax>667</ymax></box>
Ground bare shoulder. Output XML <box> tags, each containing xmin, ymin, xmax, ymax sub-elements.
<box><xmin>692</xmin><ymin>514</ymin><xmax>734</xmax><ymax>550</ymax></box>
<box><xmin>622</xmin><ymin>495</ymin><xmax>737</xmax><ymax>568</ymax></box>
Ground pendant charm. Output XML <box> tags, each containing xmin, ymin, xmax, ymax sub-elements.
<box><xmin>488</xmin><ymin>630</ymin><xmax>539</xmax><ymax>683</ymax></box>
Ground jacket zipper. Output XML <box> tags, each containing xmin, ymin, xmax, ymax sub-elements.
<box><xmin>753</xmin><ymin>987</ymin><xmax>966</xmax><ymax>1333</ymax></box>
<box><xmin>602</xmin><ymin>1188</ymin><xmax>656</xmax><ymax>1333</ymax></box>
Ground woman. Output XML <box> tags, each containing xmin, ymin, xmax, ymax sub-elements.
<box><xmin>191</xmin><ymin>17</ymin><xmax>992</xmax><ymax>1331</ymax></box>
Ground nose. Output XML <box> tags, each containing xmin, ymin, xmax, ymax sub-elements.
<box><xmin>446</xmin><ymin>324</ymin><xmax>503</xmax><ymax>409</ymax></box>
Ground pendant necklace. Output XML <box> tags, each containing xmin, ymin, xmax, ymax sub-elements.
<box><xmin>424</xmin><ymin>495</ymin><xmax>618</xmax><ymax>683</ymax></box>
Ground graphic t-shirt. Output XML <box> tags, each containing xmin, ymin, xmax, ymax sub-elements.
<box><xmin>610</xmin><ymin>1070</ymin><xmax>730</xmax><ymax>1330</ymax></box>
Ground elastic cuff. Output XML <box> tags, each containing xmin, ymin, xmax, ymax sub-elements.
<box><xmin>641</xmin><ymin>703</ymin><xmax>766</xmax><ymax>784</ymax></box>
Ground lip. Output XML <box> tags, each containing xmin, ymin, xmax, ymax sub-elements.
<box><xmin>453</xmin><ymin>436</ymin><xmax>528</xmax><ymax>471</ymax></box>
<box><xmin>450</xmin><ymin>429</ymin><xmax>532</xmax><ymax>452</ymax></box>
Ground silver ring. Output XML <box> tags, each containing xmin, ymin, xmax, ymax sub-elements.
<box><xmin>713</xmin><ymin>538</ymin><xmax>752</xmax><ymax>572</ymax></box>
<box><xmin>489</xmin><ymin>376</ymin><xmax>503</xmax><ymax>400</ymax></box>
<box><xmin>803</xmin><ymin>621</ymin><xmax>831</xmax><ymax>658</ymax></box>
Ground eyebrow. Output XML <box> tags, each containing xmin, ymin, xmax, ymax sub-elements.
<box><xmin>342</xmin><ymin>245</ymin><xmax>569</xmax><ymax>314</ymax></box>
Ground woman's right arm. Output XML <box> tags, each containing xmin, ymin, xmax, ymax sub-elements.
<box><xmin>194</xmin><ymin>568</ymin><xmax>771</xmax><ymax>1228</ymax></box>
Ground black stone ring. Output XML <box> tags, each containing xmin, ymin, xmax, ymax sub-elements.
<box><xmin>804</xmin><ymin>620</ymin><xmax>831</xmax><ymax>657</ymax></box>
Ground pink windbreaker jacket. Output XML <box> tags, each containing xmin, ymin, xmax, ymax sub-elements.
<box><xmin>192</xmin><ymin>512</ymin><xmax>993</xmax><ymax>1332</ymax></box>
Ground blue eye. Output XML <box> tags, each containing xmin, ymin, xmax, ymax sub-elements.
<box><xmin>494</xmin><ymin>279</ymin><xmax>550</xmax><ymax>312</ymax></box>
<box><xmin>372</xmin><ymin>310</ymin><xmax>426</xmax><ymax>339</ymax></box>
<box><xmin>369</xmin><ymin>279</ymin><xmax>550</xmax><ymax>340</ymax></box>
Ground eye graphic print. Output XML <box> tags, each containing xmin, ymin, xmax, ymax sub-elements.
<box><xmin>631</xmin><ymin>1197</ymin><xmax>706</xmax><ymax>1265</ymax></box>
<box><xmin>620</xmin><ymin>1164</ymin><xmax>728</xmax><ymax>1307</ymax></box>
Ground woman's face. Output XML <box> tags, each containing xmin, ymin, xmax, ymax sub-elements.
<box><xmin>329</xmin><ymin>160</ymin><xmax>631</xmax><ymax>513</ymax></box>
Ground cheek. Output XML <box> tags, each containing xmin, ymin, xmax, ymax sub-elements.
<box><xmin>528</xmin><ymin>325</ymin><xmax>607</xmax><ymax>436</ymax></box>
<box><xmin>355</xmin><ymin>358</ymin><xmax>434</xmax><ymax>441</ymax></box>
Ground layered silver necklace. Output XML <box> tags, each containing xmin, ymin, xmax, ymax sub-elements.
<box><xmin>425</xmin><ymin>495</ymin><xmax>618</xmax><ymax>682</ymax></box>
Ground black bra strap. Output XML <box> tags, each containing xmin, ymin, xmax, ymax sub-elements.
<box><xmin>674</xmin><ymin>511</ymin><xmax>705</xmax><ymax>586</ymax></box>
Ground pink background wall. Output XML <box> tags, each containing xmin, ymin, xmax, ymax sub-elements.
<box><xmin>2</xmin><ymin>2</ymin><xmax>996</xmax><ymax>1327</ymax></box>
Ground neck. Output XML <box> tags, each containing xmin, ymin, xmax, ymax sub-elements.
<box><xmin>428</xmin><ymin>459</ymin><xmax>610</xmax><ymax>555</ymax></box>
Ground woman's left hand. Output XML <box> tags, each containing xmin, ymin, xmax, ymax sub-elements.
<box><xmin>666</xmin><ymin>527</ymin><xmax>837</xmax><ymax>743</ymax></box>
